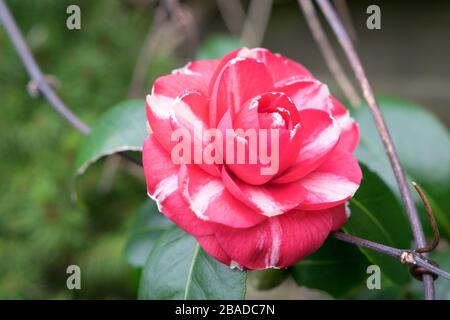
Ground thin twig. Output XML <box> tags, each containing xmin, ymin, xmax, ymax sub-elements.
<box><xmin>315</xmin><ymin>0</ymin><xmax>435</xmax><ymax>299</ymax></box>
<box><xmin>298</xmin><ymin>0</ymin><xmax>361</xmax><ymax>107</ymax></box>
<box><xmin>127</xmin><ymin>1</ymin><xmax>189</xmax><ymax>98</ymax></box>
<box><xmin>332</xmin><ymin>0</ymin><xmax>357</xmax><ymax>43</ymax></box>
<box><xmin>216</xmin><ymin>0</ymin><xmax>246</xmax><ymax>36</ymax></box>
<box><xmin>332</xmin><ymin>231</ymin><xmax>402</xmax><ymax>258</ymax></box>
<box><xmin>415</xmin><ymin>255</ymin><xmax>450</xmax><ymax>281</ymax></box>
<box><xmin>332</xmin><ymin>231</ymin><xmax>450</xmax><ymax>281</ymax></box>
<box><xmin>240</xmin><ymin>0</ymin><xmax>273</xmax><ymax>47</ymax></box>
<box><xmin>0</xmin><ymin>0</ymin><xmax>142</xmax><ymax>166</ymax></box>
<box><xmin>412</xmin><ymin>181</ymin><xmax>440</xmax><ymax>254</ymax></box>
<box><xmin>127</xmin><ymin>5</ymin><xmax>168</xmax><ymax>98</ymax></box>
<box><xmin>0</xmin><ymin>0</ymin><xmax>90</xmax><ymax>134</ymax></box>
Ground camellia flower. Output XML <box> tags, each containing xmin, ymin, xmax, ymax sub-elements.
<box><xmin>143</xmin><ymin>48</ymin><xmax>362</xmax><ymax>269</ymax></box>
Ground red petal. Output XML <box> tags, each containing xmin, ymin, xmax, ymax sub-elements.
<box><xmin>209</xmin><ymin>57</ymin><xmax>273</xmax><ymax>127</ymax></box>
<box><xmin>295</xmin><ymin>149</ymin><xmax>362</xmax><ymax>210</ymax></box>
<box><xmin>273</xmin><ymin>109</ymin><xmax>340</xmax><ymax>183</ymax></box>
<box><xmin>146</xmin><ymin>59</ymin><xmax>219</xmax><ymax>155</ymax></box>
<box><xmin>222</xmin><ymin>167</ymin><xmax>307</xmax><ymax>217</ymax></box>
<box><xmin>278</xmin><ymin>77</ymin><xmax>332</xmax><ymax>110</ymax></box>
<box><xmin>212</xmin><ymin>208</ymin><xmax>339</xmax><ymax>269</ymax></box>
<box><xmin>278</xmin><ymin>77</ymin><xmax>359</xmax><ymax>153</ymax></box>
<box><xmin>178</xmin><ymin>164</ymin><xmax>267</xmax><ymax>228</ymax></box>
<box><xmin>217</xmin><ymin>93</ymin><xmax>303</xmax><ymax>185</ymax></box>
<box><xmin>238</xmin><ymin>48</ymin><xmax>312</xmax><ymax>85</ymax></box>
<box><xmin>330</xmin><ymin>97</ymin><xmax>360</xmax><ymax>152</ymax></box>
<box><xmin>143</xmin><ymin>136</ymin><xmax>213</xmax><ymax>237</ymax></box>
<box><xmin>222</xmin><ymin>149</ymin><xmax>361</xmax><ymax>214</ymax></box>
<box><xmin>329</xmin><ymin>204</ymin><xmax>349</xmax><ymax>230</ymax></box>
<box><xmin>143</xmin><ymin>135</ymin><xmax>179</xmax><ymax>197</ymax></box>
<box><xmin>173</xmin><ymin>59</ymin><xmax>220</xmax><ymax>89</ymax></box>
<box><xmin>197</xmin><ymin>235</ymin><xmax>232</xmax><ymax>265</ymax></box>
<box><xmin>147</xmin><ymin>89</ymin><xmax>220</xmax><ymax>176</ymax></box>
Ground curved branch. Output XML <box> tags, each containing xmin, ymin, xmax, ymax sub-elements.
<box><xmin>0</xmin><ymin>0</ymin><xmax>90</xmax><ymax>135</ymax></box>
<box><xmin>216</xmin><ymin>0</ymin><xmax>246</xmax><ymax>36</ymax></box>
<box><xmin>0</xmin><ymin>0</ymin><xmax>143</xmax><ymax>166</ymax></box>
<box><xmin>240</xmin><ymin>0</ymin><xmax>273</xmax><ymax>47</ymax></box>
<box><xmin>332</xmin><ymin>231</ymin><xmax>450</xmax><ymax>281</ymax></box>
<box><xmin>298</xmin><ymin>0</ymin><xmax>361</xmax><ymax>107</ymax></box>
<box><xmin>315</xmin><ymin>0</ymin><xmax>435</xmax><ymax>299</ymax></box>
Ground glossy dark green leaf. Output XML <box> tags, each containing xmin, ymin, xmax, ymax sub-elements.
<box><xmin>432</xmin><ymin>251</ymin><xmax>450</xmax><ymax>300</ymax></box>
<box><xmin>125</xmin><ymin>200</ymin><xmax>173</xmax><ymax>268</ymax></box>
<box><xmin>353</xmin><ymin>97</ymin><xmax>450</xmax><ymax>238</ymax></box>
<box><xmin>196</xmin><ymin>34</ymin><xmax>241</xmax><ymax>60</ymax></box>
<box><xmin>352</xmin><ymin>278</ymin><xmax>405</xmax><ymax>300</ymax></box>
<box><xmin>74</xmin><ymin>100</ymin><xmax>146</xmax><ymax>175</ymax></box>
<box><xmin>291</xmin><ymin>237</ymin><xmax>369</xmax><ymax>298</ymax></box>
<box><xmin>138</xmin><ymin>227</ymin><xmax>246</xmax><ymax>300</ymax></box>
<box><xmin>248</xmin><ymin>268</ymin><xmax>289</xmax><ymax>291</ymax></box>
<box><xmin>344</xmin><ymin>164</ymin><xmax>412</xmax><ymax>285</ymax></box>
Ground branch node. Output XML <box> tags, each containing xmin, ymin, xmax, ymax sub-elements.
<box><xmin>409</xmin><ymin>253</ymin><xmax>439</xmax><ymax>281</ymax></box>
<box><xmin>27</xmin><ymin>74</ymin><xmax>59</xmax><ymax>98</ymax></box>
<box><xmin>400</xmin><ymin>251</ymin><xmax>416</xmax><ymax>265</ymax></box>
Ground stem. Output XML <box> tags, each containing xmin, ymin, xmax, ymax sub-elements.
<box><xmin>331</xmin><ymin>231</ymin><xmax>402</xmax><ymax>259</ymax></box>
<box><xmin>331</xmin><ymin>0</ymin><xmax>357</xmax><ymax>43</ymax></box>
<box><xmin>127</xmin><ymin>5</ymin><xmax>168</xmax><ymax>99</ymax></box>
<box><xmin>298</xmin><ymin>0</ymin><xmax>361</xmax><ymax>107</ymax></box>
<box><xmin>0</xmin><ymin>0</ymin><xmax>90</xmax><ymax>135</ymax></box>
<box><xmin>0</xmin><ymin>0</ymin><xmax>142</xmax><ymax>166</ymax></box>
<box><xmin>315</xmin><ymin>0</ymin><xmax>435</xmax><ymax>299</ymax></box>
<box><xmin>240</xmin><ymin>0</ymin><xmax>273</xmax><ymax>47</ymax></box>
<box><xmin>217</xmin><ymin>0</ymin><xmax>246</xmax><ymax>36</ymax></box>
<box><xmin>332</xmin><ymin>231</ymin><xmax>450</xmax><ymax>281</ymax></box>
<box><xmin>415</xmin><ymin>255</ymin><xmax>450</xmax><ymax>281</ymax></box>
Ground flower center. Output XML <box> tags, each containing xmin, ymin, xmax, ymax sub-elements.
<box><xmin>258</xmin><ymin>111</ymin><xmax>287</xmax><ymax>129</ymax></box>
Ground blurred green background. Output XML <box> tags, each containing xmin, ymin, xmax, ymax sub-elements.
<box><xmin>0</xmin><ymin>0</ymin><xmax>449</xmax><ymax>299</ymax></box>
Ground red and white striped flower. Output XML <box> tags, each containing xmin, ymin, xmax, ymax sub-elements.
<box><xmin>143</xmin><ymin>48</ymin><xmax>362</xmax><ymax>269</ymax></box>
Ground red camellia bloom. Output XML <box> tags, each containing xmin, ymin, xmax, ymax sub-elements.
<box><xmin>143</xmin><ymin>48</ymin><xmax>362</xmax><ymax>269</ymax></box>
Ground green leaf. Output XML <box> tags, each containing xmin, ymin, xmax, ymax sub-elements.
<box><xmin>248</xmin><ymin>268</ymin><xmax>289</xmax><ymax>291</ymax></box>
<box><xmin>352</xmin><ymin>278</ymin><xmax>405</xmax><ymax>300</ymax></box>
<box><xmin>344</xmin><ymin>164</ymin><xmax>412</xmax><ymax>285</ymax></box>
<box><xmin>196</xmin><ymin>34</ymin><xmax>241</xmax><ymax>60</ymax></box>
<box><xmin>74</xmin><ymin>100</ymin><xmax>147</xmax><ymax>175</ymax></box>
<box><xmin>125</xmin><ymin>200</ymin><xmax>173</xmax><ymax>268</ymax></box>
<box><xmin>138</xmin><ymin>227</ymin><xmax>246</xmax><ymax>300</ymax></box>
<box><xmin>291</xmin><ymin>237</ymin><xmax>369</xmax><ymax>298</ymax></box>
<box><xmin>433</xmin><ymin>251</ymin><xmax>450</xmax><ymax>300</ymax></box>
<box><xmin>353</xmin><ymin>97</ymin><xmax>450</xmax><ymax>238</ymax></box>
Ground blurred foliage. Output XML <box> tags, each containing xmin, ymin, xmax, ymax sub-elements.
<box><xmin>0</xmin><ymin>0</ymin><xmax>180</xmax><ymax>299</ymax></box>
<box><xmin>196</xmin><ymin>34</ymin><xmax>241</xmax><ymax>60</ymax></box>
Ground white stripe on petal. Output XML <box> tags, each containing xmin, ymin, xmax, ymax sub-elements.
<box><xmin>190</xmin><ymin>180</ymin><xmax>224</xmax><ymax>220</ymax></box>
<box><xmin>152</xmin><ymin>174</ymin><xmax>178</xmax><ymax>202</ymax></box>
<box><xmin>148</xmin><ymin>174</ymin><xmax>179</xmax><ymax>211</ymax></box>
<box><xmin>250</xmin><ymin>189</ymin><xmax>284</xmax><ymax>217</ymax></box>
<box><xmin>345</xmin><ymin>201</ymin><xmax>351</xmax><ymax>218</ymax></box>
<box><xmin>300</xmin><ymin>116</ymin><xmax>340</xmax><ymax>160</ymax></box>
<box><xmin>268</xmin><ymin>218</ymin><xmax>282</xmax><ymax>268</ymax></box>
<box><xmin>147</xmin><ymin>94</ymin><xmax>174</xmax><ymax>119</ymax></box>
<box><xmin>172</xmin><ymin>93</ymin><xmax>207</xmax><ymax>140</ymax></box>
<box><xmin>301</xmin><ymin>173</ymin><xmax>359</xmax><ymax>202</ymax></box>
<box><xmin>172</xmin><ymin>63</ymin><xmax>202</xmax><ymax>76</ymax></box>
<box><xmin>335</xmin><ymin>110</ymin><xmax>355</xmax><ymax>131</ymax></box>
<box><xmin>230</xmin><ymin>260</ymin><xmax>243</xmax><ymax>270</ymax></box>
